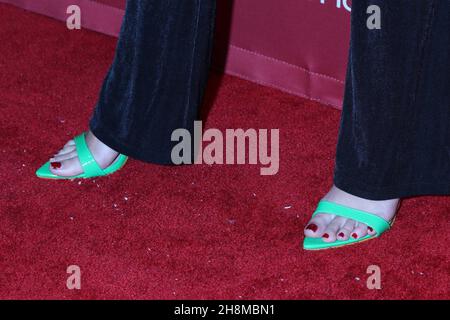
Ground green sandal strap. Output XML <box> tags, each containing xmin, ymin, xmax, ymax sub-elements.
<box><xmin>312</xmin><ymin>200</ymin><xmax>391</xmax><ymax>235</ymax></box>
<box><xmin>74</xmin><ymin>133</ymin><xmax>104</xmax><ymax>177</ymax></box>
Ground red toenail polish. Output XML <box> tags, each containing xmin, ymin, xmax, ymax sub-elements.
<box><xmin>306</xmin><ymin>224</ymin><xmax>318</xmax><ymax>232</ymax></box>
<box><xmin>352</xmin><ymin>233</ymin><xmax>358</xmax><ymax>239</ymax></box>
<box><xmin>51</xmin><ymin>162</ymin><xmax>61</xmax><ymax>169</ymax></box>
<box><xmin>338</xmin><ymin>232</ymin><xmax>345</xmax><ymax>238</ymax></box>
<box><xmin>323</xmin><ymin>233</ymin><xmax>329</xmax><ymax>239</ymax></box>
<box><xmin>368</xmin><ymin>226</ymin><xmax>373</xmax><ymax>232</ymax></box>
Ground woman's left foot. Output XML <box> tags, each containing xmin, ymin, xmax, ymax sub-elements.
<box><xmin>304</xmin><ymin>185</ymin><xmax>399</xmax><ymax>243</ymax></box>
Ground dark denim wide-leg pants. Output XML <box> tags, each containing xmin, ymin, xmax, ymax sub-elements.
<box><xmin>334</xmin><ymin>0</ymin><xmax>450</xmax><ymax>200</ymax></box>
<box><xmin>90</xmin><ymin>0</ymin><xmax>216</xmax><ymax>164</ymax></box>
<box><xmin>90</xmin><ymin>0</ymin><xmax>449</xmax><ymax>200</ymax></box>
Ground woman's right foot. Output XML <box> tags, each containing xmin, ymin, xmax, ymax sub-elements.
<box><xmin>49</xmin><ymin>130</ymin><xmax>119</xmax><ymax>177</ymax></box>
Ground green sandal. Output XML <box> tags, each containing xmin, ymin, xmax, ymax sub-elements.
<box><xmin>303</xmin><ymin>200</ymin><xmax>393</xmax><ymax>250</ymax></box>
<box><xmin>36</xmin><ymin>133</ymin><xmax>128</xmax><ymax>179</ymax></box>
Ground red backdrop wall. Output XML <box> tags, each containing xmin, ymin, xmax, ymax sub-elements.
<box><xmin>0</xmin><ymin>0</ymin><xmax>352</xmax><ymax>108</ymax></box>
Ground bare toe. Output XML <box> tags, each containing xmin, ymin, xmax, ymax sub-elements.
<box><xmin>54</xmin><ymin>145</ymin><xmax>76</xmax><ymax>157</ymax></box>
<box><xmin>351</xmin><ymin>222</ymin><xmax>369</xmax><ymax>240</ymax></box>
<box><xmin>367</xmin><ymin>225</ymin><xmax>377</xmax><ymax>236</ymax></box>
<box><xmin>49</xmin><ymin>156</ymin><xmax>83</xmax><ymax>177</ymax></box>
<box><xmin>322</xmin><ymin>216</ymin><xmax>346</xmax><ymax>242</ymax></box>
<box><xmin>336</xmin><ymin>219</ymin><xmax>356</xmax><ymax>241</ymax></box>
<box><xmin>50</xmin><ymin>150</ymin><xmax>78</xmax><ymax>162</ymax></box>
<box><xmin>304</xmin><ymin>213</ymin><xmax>335</xmax><ymax>238</ymax></box>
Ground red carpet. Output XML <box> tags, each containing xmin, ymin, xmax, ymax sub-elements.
<box><xmin>0</xmin><ymin>4</ymin><xmax>449</xmax><ymax>299</ymax></box>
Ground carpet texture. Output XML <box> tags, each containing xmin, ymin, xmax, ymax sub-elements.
<box><xmin>0</xmin><ymin>4</ymin><xmax>449</xmax><ymax>299</ymax></box>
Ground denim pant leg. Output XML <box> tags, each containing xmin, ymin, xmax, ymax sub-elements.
<box><xmin>90</xmin><ymin>0</ymin><xmax>217</xmax><ymax>164</ymax></box>
<box><xmin>334</xmin><ymin>0</ymin><xmax>450</xmax><ymax>199</ymax></box>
